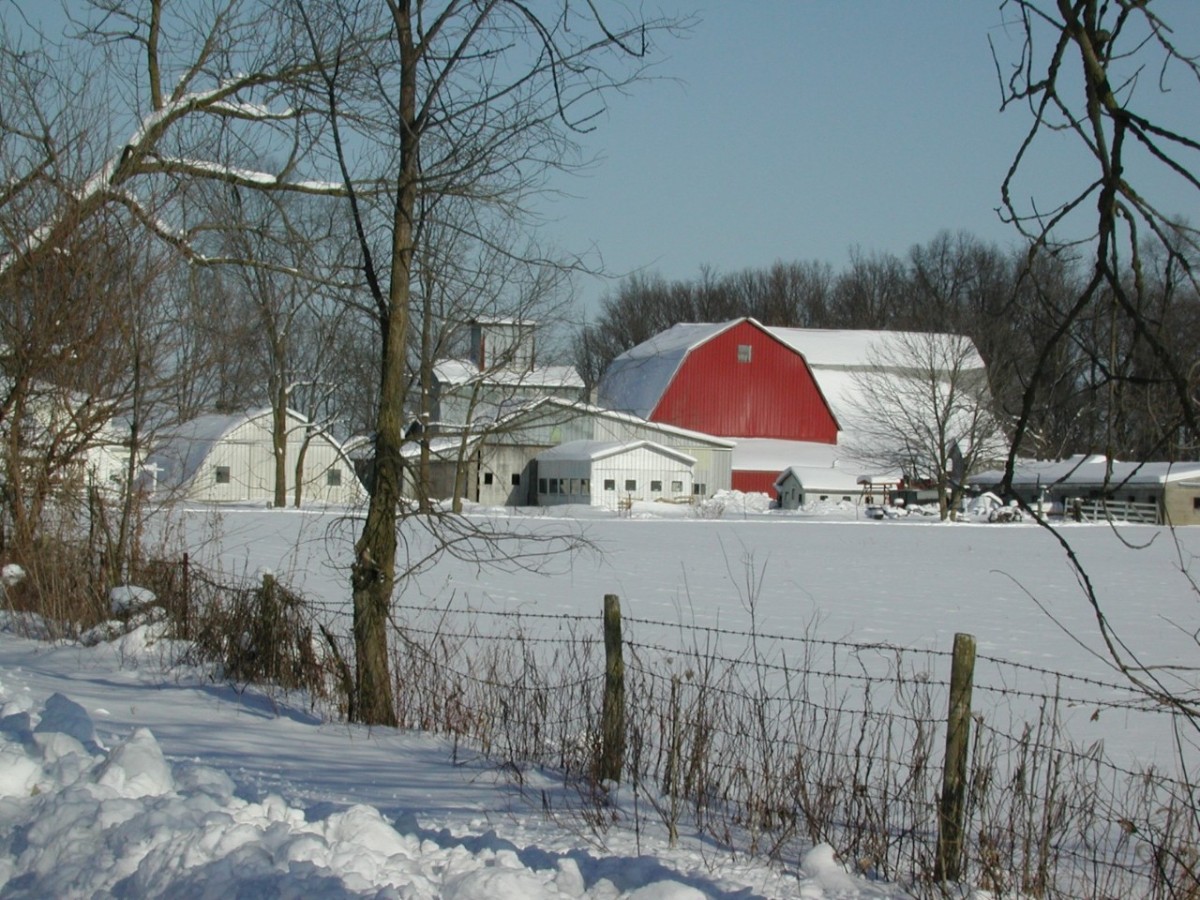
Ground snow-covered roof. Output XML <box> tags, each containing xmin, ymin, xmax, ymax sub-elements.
<box><xmin>730</xmin><ymin>439</ymin><xmax>901</xmax><ymax>488</ymax></box>
<box><xmin>150</xmin><ymin>411</ymin><xmax>257</xmax><ymax>489</ymax></box>
<box><xmin>594</xmin><ymin>321</ymin><xmax>738</xmax><ymax>418</ymax></box>
<box><xmin>774</xmin><ymin>465</ymin><xmax>875</xmax><ymax>494</ymax></box>
<box><xmin>771</xmin><ymin>327</ymin><xmax>986</xmax><ymax>371</ymax></box>
<box><xmin>434</xmin><ymin>359</ymin><xmax>583</xmax><ymax>389</ymax></box>
<box><xmin>537</xmin><ymin>439</ymin><xmax>696</xmax><ymax>466</ymax></box>
<box><xmin>970</xmin><ymin>455</ymin><xmax>1200</xmax><ymax>489</ymax></box>
<box><xmin>596</xmin><ymin>317</ymin><xmax>985</xmax><ymax>423</ymax></box>
<box><xmin>501</xmin><ymin>396</ymin><xmax>737</xmax><ymax>449</ymax></box>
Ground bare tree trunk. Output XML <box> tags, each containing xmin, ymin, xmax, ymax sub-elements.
<box><xmin>292</xmin><ymin>426</ymin><xmax>312</xmax><ymax>508</ymax></box>
<box><xmin>271</xmin><ymin>378</ymin><xmax>288</xmax><ymax>509</ymax></box>
<box><xmin>347</xmin><ymin>0</ymin><xmax>420</xmax><ymax>726</ymax></box>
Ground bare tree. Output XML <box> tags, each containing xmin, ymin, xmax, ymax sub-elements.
<box><xmin>846</xmin><ymin>331</ymin><xmax>1007</xmax><ymax>520</ymax></box>
<box><xmin>296</xmin><ymin>1</ymin><xmax>685</xmax><ymax>724</ymax></box>
<box><xmin>996</xmin><ymin>0</ymin><xmax>1200</xmax><ymax>465</ymax></box>
<box><xmin>994</xmin><ymin>1</ymin><xmax>1200</xmax><ymax>738</ymax></box>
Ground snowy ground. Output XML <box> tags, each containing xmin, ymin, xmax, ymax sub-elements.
<box><xmin>1</xmin><ymin>494</ymin><xmax>1197</xmax><ymax>897</ymax></box>
<box><xmin>0</xmin><ymin>618</ymin><xmax>889</xmax><ymax>898</ymax></box>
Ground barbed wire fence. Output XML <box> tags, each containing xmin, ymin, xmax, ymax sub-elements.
<box><xmin>377</xmin><ymin>594</ymin><xmax>1198</xmax><ymax>898</ymax></box>
<box><xmin>146</xmin><ymin>556</ymin><xmax>1198</xmax><ymax>898</ymax></box>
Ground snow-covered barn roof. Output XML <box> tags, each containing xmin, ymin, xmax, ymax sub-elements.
<box><xmin>594</xmin><ymin>321</ymin><xmax>737</xmax><ymax>419</ymax></box>
<box><xmin>970</xmin><ymin>455</ymin><xmax>1200</xmax><ymax>490</ymax></box>
<box><xmin>500</xmin><ymin>396</ymin><xmax>737</xmax><ymax>449</ymax></box>
<box><xmin>434</xmin><ymin>359</ymin><xmax>584</xmax><ymax>389</ymax></box>
<box><xmin>596</xmin><ymin>318</ymin><xmax>985</xmax><ymax>423</ymax></box>
<box><xmin>770</xmin><ymin>327</ymin><xmax>986</xmax><ymax>371</ymax></box>
<box><xmin>537</xmin><ymin>439</ymin><xmax>696</xmax><ymax>467</ymax></box>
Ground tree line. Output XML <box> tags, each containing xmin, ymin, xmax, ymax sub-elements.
<box><xmin>573</xmin><ymin>230</ymin><xmax>1200</xmax><ymax>463</ymax></box>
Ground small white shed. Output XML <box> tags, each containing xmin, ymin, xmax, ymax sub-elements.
<box><xmin>147</xmin><ymin>408</ymin><xmax>364</xmax><ymax>505</ymax></box>
<box><xmin>535</xmin><ymin>440</ymin><xmax>696</xmax><ymax>509</ymax></box>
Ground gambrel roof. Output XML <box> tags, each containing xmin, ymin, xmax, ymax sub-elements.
<box><xmin>595</xmin><ymin>321</ymin><xmax>743</xmax><ymax>420</ymax></box>
<box><xmin>596</xmin><ymin>317</ymin><xmax>987</xmax><ymax>430</ymax></box>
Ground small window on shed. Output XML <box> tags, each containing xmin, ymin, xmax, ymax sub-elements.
<box><xmin>549</xmin><ymin>478</ymin><xmax>560</xmax><ymax>494</ymax></box>
<box><xmin>625</xmin><ymin>479</ymin><xmax>637</xmax><ymax>491</ymax></box>
<box><xmin>483</xmin><ymin>472</ymin><xmax>494</xmax><ymax>485</ymax></box>
<box><xmin>671</xmin><ymin>480</ymin><xmax>683</xmax><ymax>492</ymax></box>
<box><xmin>650</xmin><ymin>480</ymin><xmax>662</xmax><ymax>492</ymax></box>
<box><xmin>1193</xmin><ymin>496</ymin><xmax>1200</xmax><ymax>511</ymax></box>
<box><xmin>737</xmin><ymin>344</ymin><xmax>752</xmax><ymax>363</ymax></box>
<box><xmin>539</xmin><ymin>478</ymin><xmax>548</xmax><ymax>493</ymax></box>
<box><xmin>215</xmin><ymin>466</ymin><xmax>231</xmax><ymax>484</ymax></box>
<box><xmin>580</xmin><ymin>478</ymin><xmax>589</xmax><ymax>494</ymax></box>
<box><xmin>327</xmin><ymin>468</ymin><xmax>343</xmax><ymax>487</ymax></box>
<box><xmin>604</xmin><ymin>478</ymin><xmax>616</xmax><ymax>491</ymax></box>
<box><xmin>511</xmin><ymin>472</ymin><xmax>521</xmax><ymax>486</ymax></box>
<box><xmin>692</xmin><ymin>483</ymin><xmax>706</xmax><ymax>496</ymax></box>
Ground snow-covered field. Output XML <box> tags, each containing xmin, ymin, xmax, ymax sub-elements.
<box><xmin>1</xmin><ymin>495</ymin><xmax>1197</xmax><ymax>897</ymax></box>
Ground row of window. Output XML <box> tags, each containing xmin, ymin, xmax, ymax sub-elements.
<box><xmin>214</xmin><ymin>466</ymin><xmax>343</xmax><ymax>486</ymax></box>
<box><xmin>480</xmin><ymin>472</ymin><xmax>522</xmax><ymax>486</ymax></box>
<box><xmin>536</xmin><ymin>477</ymin><xmax>706</xmax><ymax>496</ymax></box>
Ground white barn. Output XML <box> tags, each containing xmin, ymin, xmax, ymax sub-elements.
<box><xmin>147</xmin><ymin>408</ymin><xmax>364</xmax><ymax>505</ymax></box>
<box><xmin>534</xmin><ymin>439</ymin><xmax>696</xmax><ymax>509</ymax></box>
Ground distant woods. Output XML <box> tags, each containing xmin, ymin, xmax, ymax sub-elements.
<box><xmin>573</xmin><ymin>230</ymin><xmax>1200</xmax><ymax>462</ymax></box>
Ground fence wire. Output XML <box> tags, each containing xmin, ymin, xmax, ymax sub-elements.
<box><xmin>157</xmin><ymin>559</ymin><xmax>1197</xmax><ymax>900</ymax></box>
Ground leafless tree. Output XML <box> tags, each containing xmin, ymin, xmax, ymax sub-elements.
<box><xmin>993</xmin><ymin>1</ymin><xmax>1200</xmax><ymax>748</ymax></box>
<box><xmin>846</xmin><ymin>331</ymin><xmax>1008</xmax><ymax>520</ymax></box>
<box><xmin>294</xmin><ymin>1</ymin><xmax>685</xmax><ymax>724</ymax></box>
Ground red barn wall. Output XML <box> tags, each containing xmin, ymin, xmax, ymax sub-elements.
<box><xmin>650</xmin><ymin>321</ymin><xmax>838</xmax><ymax>442</ymax></box>
<box><xmin>731</xmin><ymin>470</ymin><xmax>782</xmax><ymax>496</ymax></box>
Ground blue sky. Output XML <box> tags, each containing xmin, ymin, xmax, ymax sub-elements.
<box><xmin>545</xmin><ymin>2</ymin><xmax>1200</xmax><ymax>317</ymax></box>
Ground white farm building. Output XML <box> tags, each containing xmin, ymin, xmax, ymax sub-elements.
<box><xmin>534</xmin><ymin>439</ymin><xmax>696</xmax><ymax>509</ymax></box>
<box><xmin>147</xmin><ymin>409</ymin><xmax>364</xmax><ymax>506</ymax></box>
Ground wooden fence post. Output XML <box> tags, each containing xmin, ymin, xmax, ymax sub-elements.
<box><xmin>181</xmin><ymin>553</ymin><xmax>191</xmax><ymax>640</ymax></box>
<box><xmin>599</xmin><ymin>593</ymin><xmax>625</xmax><ymax>782</ymax></box>
<box><xmin>936</xmin><ymin>631</ymin><xmax>976</xmax><ymax>883</ymax></box>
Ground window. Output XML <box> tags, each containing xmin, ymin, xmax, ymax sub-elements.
<box><xmin>511</xmin><ymin>473</ymin><xmax>521</xmax><ymax>486</ymax></box>
<box><xmin>1193</xmin><ymin>496</ymin><xmax>1200</xmax><ymax>510</ymax></box>
<box><xmin>580</xmin><ymin>478</ymin><xmax>589</xmax><ymax>494</ymax></box>
<box><xmin>539</xmin><ymin>478</ymin><xmax>547</xmax><ymax>493</ymax></box>
<box><xmin>215</xmin><ymin>466</ymin><xmax>231</xmax><ymax>484</ymax></box>
<box><xmin>737</xmin><ymin>343</ymin><xmax>752</xmax><ymax>363</ymax></box>
<box><xmin>650</xmin><ymin>480</ymin><xmax>662</xmax><ymax>492</ymax></box>
<box><xmin>692</xmin><ymin>483</ymin><xmax>707</xmax><ymax>495</ymax></box>
<box><xmin>568</xmin><ymin>478</ymin><xmax>579</xmax><ymax>495</ymax></box>
<box><xmin>483</xmin><ymin>472</ymin><xmax>494</xmax><ymax>485</ymax></box>
<box><xmin>549</xmin><ymin>478</ymin><xmax>560</xmax><ymax>494</ymax></box>
<box><xmin>625</xmin><ymin>479</ymin><xmax>637</xmax><ymax>491</ymax></box>
<box><xmin>327</xmin><ymin>468</ymin><xmax>342</xmax><ymax>487</ymax></box>
<box><xmin>671</xmin><ymin>480</ymin><xmax>683</xmax><ymax>492</ymax></box>
<box><xmin>604</xmin><ymin>479</ymin><xmax>616</xmax><ymax>490</ymax></box>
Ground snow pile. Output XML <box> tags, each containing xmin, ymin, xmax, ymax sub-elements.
<box><xmin>696</xmin><ymin>489</ymin><xmax>773</xmax><ymax>518</ymax></box>
<box><xmin>0</xmin><ymin>625</ymin><xmax>895</xmax><ymax>898</ymax></box>
<box><xmin>0</xmin><ymin>689</ymin><xmax>698</xmax><ymax>897</ymax></box>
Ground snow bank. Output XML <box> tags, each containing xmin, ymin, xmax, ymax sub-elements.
<box><xmin>0</xmin><ymin>643</ymin><xmax>887</xmax><ymax>897</ymax></box>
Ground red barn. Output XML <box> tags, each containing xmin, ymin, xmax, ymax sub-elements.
<box><xmin>597</xmin><ymin>318</ymin><xmax>840</xmax><ymax>493</ymax></box>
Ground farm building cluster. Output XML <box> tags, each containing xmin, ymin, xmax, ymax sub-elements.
<box><xmin>15</xmin><ymin>316</ymin><xmax>1200</xmax><ymax>524</ymax></box>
